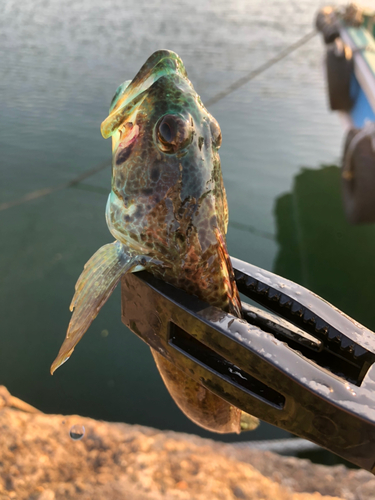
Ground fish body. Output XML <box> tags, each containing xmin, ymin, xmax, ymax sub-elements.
<box><xmin>51</xmin><ymin>50</ymin><xmax>258</xmax><ymax>433</ymax></box>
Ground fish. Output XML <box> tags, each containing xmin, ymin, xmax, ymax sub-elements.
<box><xmin>51</xmin><ymin>50</ymin><xmax>259</xmax><ymax>434</ymax></box>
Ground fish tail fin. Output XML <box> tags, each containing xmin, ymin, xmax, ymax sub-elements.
<box><xmin>50</xmin><ymin>241</ymin><xmax>139</xmax><ymax>375</ymax></box>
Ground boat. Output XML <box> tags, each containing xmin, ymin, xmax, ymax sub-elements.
<box><xmin>316</xmin><ymin>3</ymin><xmax>375</xmax><ymax>224</ymax></box>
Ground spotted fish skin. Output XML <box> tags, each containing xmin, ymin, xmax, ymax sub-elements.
<box><xmin>51</xmin><ymin>50</ymin><xmax>258</xmax><ymax>434</ymax></box>
<box><xmin>105</xmin><ymin>52</ymin><xmax>241</xmax><ymax>314</ymax></box>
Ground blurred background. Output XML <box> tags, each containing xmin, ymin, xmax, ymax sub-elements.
<box><xmin>2</xmin><ymin>0</ymin><xmax>375</xmax><ymax>465</ymax></box>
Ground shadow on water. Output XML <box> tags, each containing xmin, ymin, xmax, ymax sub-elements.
<box><xmin>273</xmin><ymin>163</ymin><xmax>375</xmax><ymax>466</ymax></box>
<box><xmin>274</xmin><ymin>164</ymin><xmax>375</xmax><ymax>333</ymax></box>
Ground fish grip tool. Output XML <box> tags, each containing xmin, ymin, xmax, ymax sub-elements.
<box><xmin>121</xmin><ymin>256</ymin><xmax>375</xmax><ymax>472</ymax></box>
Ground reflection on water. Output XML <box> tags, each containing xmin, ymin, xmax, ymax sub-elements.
<box><xmin>274</xmin><ymin>165</ymin><xmax>375</xmax><ymax>333</ymax></box>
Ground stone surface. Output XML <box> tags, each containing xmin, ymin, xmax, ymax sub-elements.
<box><xmin>0</xmin><ymin>388</ymin><xmax>373</xmax><ymax>500</ymax></box>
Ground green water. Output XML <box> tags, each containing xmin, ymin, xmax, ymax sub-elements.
<box><xmin>275</xmin><ymin>165</ymin><xmax>375</xmax><ymax>328</ymax></box>
<box><xmin>2</xmin><ymin>0</ymin><xmax>375</xmax><ymax>455</ymax></box>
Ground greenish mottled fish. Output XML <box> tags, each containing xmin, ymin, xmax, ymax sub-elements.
<box><xmin>51</xmin><ymin>50</ymin><xmax>259</xmax><ymax>434</ymax></box>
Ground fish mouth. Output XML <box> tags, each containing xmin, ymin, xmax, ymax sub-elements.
<box><xmin>100</xmin><ymin>50</ymin><xmax>188</xmax><ymax>139</ymax></box>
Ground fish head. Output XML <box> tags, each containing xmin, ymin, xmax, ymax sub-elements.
<box><xmin>101</xmin><ymin>50</ymin><xmax>227</xmax><ymax>261</ymax></box>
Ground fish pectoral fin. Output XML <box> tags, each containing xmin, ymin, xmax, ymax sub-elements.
<box><xmin>50</xmin><ymin>241</ymin><xmax>140</xmax><ymax>375</ymax></box>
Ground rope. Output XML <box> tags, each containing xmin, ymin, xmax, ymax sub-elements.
<box><xmin>204</xmin><ymin>30</ymin><xmax>317</xmax><ymax>107</ymax></box>
<box><xmin>0</xmin><ymin>159</ymin><xmax>111</xmax><ymax>212</ymax></box>
<box><xmin>229</xmin><ymin>221</ymin><xmax>275</xmax><ymax>240</ymax></box>
<box><xmin>234</xmin><ymin>437</ymin><xmax>321</xmax><ymax>454</ymax></box>
<box><xmin>1</xmin><ymin>30</ymin><xmax>317</xmax><ymax>213</ymax></box>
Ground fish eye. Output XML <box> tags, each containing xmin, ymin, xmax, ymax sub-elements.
<box><xmin>155</xmin><ymin>114</ymin><xmax>192</xmax><ymax>154</ymax></box>
<box><xmin>210</xmin><ymin>118</ymin><xmax>222</xmax><ymax>150</ymax></box>
<box><xmin>159</xmin><ymin>116</ymin><xmax>177</xmax><ymax>144</ymax></box>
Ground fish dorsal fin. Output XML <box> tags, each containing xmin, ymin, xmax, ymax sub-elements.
<box><xmin>101</xmin><ymin>50</ymin><xmax>188</xmax><ymax>139</ymax></box>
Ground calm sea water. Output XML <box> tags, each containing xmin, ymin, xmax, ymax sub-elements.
<box><xmin>2</xmin><ymin>0</ymin><xmax>375</xmax><ymax>454</ymax></box>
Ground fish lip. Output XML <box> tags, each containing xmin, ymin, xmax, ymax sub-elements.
<box><xmin>102</xmin><ymin>51</ymin><xmax>188</xmax><ymax>139</ymax></box>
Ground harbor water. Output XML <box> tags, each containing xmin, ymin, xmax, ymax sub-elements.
<box><xmin>2</xmin><ymin>0</ymin><xmax>375</xmax><ymax>459</ymax></box>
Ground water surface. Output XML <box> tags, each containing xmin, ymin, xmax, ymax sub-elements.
<box><xmin>2</xmin><ymin>0</ymin><xmax>375</xmax><ymax>452</ymax></box>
